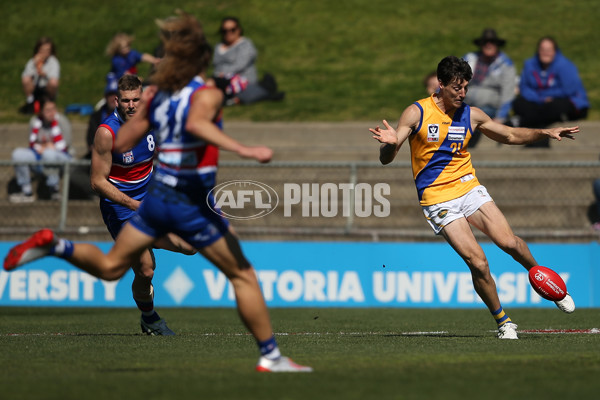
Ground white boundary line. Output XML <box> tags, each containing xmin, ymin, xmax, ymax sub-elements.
<box><xmin>4</xmin><ymin>329</ymin><xmax>599</xmax><ymax>337</ymax></box>
<box><xmin>2</xmin><ymin>331</ymin><xmax>449</xmax><ymax>337</ymax></box>
<box><xmin>519</xmin><ymin>328</ymin><xmax>600</xmax><ymax>334</ymax></box>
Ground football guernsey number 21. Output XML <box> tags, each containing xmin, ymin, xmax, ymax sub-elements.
<box><xmin>450</xmin><ymin>142</ymin><xmax>463</xmax><ymax>154</ymax></box>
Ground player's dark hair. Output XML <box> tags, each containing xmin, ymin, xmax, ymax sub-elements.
<box><xmin>117</xmin><ymin>74</ymin><xmax>142</xmax><ymax>95</ymax></box>
<box><xmin>436</xmin><ymin>56</ymin><xmax>472</xmax><ymax>86</ymax></box>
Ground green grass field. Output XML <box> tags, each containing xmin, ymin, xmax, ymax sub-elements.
<box><xmin>1</xmin><ymin>307</ymin><xmax>598</xmax><ymax>400</ymax></box>
<box><xmin>1</xmin><ymin>0</ymin><xmax>599</xmax><ymax>123</ymax></box>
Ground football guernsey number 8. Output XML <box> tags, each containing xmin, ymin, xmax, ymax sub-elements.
<box><xmin>147</xmin><ymin>135</ymin><xmax>155</xmax><ymax>151</ymax></box>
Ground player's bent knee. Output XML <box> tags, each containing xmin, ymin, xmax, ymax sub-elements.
<box><xmin>136</xmin><ymin>268</ymin><xmax>154</xmax><ymax>280</ymax></box>
<box><xmin>102</xmin><ymin>269</ymin><xmax>127</xmax><ymax>281</ymax></box>
<box><xmin>227</xmin><ymin>265</ymin><xmax>258</xmax><ymax>285</ymax></box>
<box><xmin>466</xmin><ymin>257</ymin><xmax>490</xmax><ymax>277</ymax></box>
<box><xmin>101</xmin><ymin>260</ymin><xmax>133</xmax><ymax>281</ymax></box>
<box><xmin>497</xmin><ymin>235</ymin><xmax>522</xmax><ymax>253</ymax></box>
<box><xmin>134</xmin><ymin>262</ymin><xmax>155</xmax><ymax>279</ymax></box>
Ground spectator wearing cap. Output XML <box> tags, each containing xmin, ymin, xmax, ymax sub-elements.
<box><xmin>85</xmin><ymin>75</ymin><xmax>119</xmax><ymax>159</ymax></box>
<box><xmin>462</xmin><ymin>28</ymin><xmax>517</xmax><ymax>147</ymax></box>
<box><xmin>512</xmin><ymin>36</ymin><xmax>589</xmax><ymax>147</ymax></box>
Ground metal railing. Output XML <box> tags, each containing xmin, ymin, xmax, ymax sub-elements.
<box><xmin>1</xmin><ymin>159</ymin><xmax>599</xmax><ymax>242</ymax></box>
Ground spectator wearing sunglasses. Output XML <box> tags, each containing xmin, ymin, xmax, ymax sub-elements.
<box><xmin>212</xmin><ymin>16</ymin><xmax>283</xmax><ymax>105</ymax></box>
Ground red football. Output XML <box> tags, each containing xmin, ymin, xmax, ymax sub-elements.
<box><xmin>528</xmin><ymin>266</ymin><xmax>567</xmax><ymax>301</ymax></box>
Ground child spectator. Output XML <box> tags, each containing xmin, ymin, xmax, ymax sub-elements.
<box><xmin>10</xmin><ymin>99</ymin><xmax>72</xmax><ymax>202</ymax></box>
<box><xmin>105</xmin><ymin>33</ymin><xmax>160</xmax><ymax>79</ymax></box>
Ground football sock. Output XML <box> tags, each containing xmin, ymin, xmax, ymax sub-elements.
<box><xmin>492</xmin><ymin>306</ymin><xmax>512</xmax><ymax>327</ymax></box>
<box><xmin>49</xmin><ymin>238</ymin><xmax>74</xmax><ymax>259</ymax></box>
<box><xmin>257</xmin><ymin>335</ymin><xmax>281</xmax><ymax>360</ymax></box>
<box><xmin>136</xmin><ymin>300</ymin><xmax>161</xmax><ymax>323</ymax></box>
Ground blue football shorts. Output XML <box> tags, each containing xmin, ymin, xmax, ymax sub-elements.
<box><xmin>100</xmin><ymin>200</ymin><xmax>136</xmax><ymax>240</ymax></box>
<box><xmin>129</xmin><ymin>180</ymin><xmax>230</xmax><ymax>249</ymax></box>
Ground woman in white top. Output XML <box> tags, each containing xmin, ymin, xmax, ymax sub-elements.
<box><xmin>20</xmin><ymin>37</ymin><xmax>60</xmax><ymax>114</ymax></box>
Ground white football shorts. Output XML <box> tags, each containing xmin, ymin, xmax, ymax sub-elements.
<box><xmin>421</xmin><ymin>185</ymin><xmax>493</xmax><ymax>235</ymax></box>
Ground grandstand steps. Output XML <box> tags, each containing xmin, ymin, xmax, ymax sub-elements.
<box><xmin>0</xmin><ymin>120</ymin><xmax>599</xmax><ymax>242</ymax></box>
<box><xmin>220</xmin><ymin>121</ymin><xmax>600</xmax><ymax>162</ymax></box>
<box><xmin>2</xmin><ymin>120</ymin><xmax>599</xmax><ymax>162</ymax></box>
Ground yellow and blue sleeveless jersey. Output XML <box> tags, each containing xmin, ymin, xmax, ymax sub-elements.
<box><xmin>409</xmin><ymin>95</ymin><xmax>480</xmax><ymax>206</ymax></box>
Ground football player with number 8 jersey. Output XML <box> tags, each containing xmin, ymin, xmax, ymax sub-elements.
<box><xmin>91</xmin><ymin>74</ymin><xmax>196</xmax><ymax>336</ymax></box>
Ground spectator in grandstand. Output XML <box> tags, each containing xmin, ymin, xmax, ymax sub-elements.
<box><xmin>90</xmin><ymin>74</ymin><xmax>196</xmax><ymax>335</ymax></box>
<box><xmin>19</xmin><ymin>37</ymin><xmax>60</xmax><ymax>114</ymax></box>
<box><xmin>512</xmin><ymin>36</ymin><xmax>589</xmax><ymax>148</ymax></box>
<box><xmin>5</xmin><ymin>11</ymin><xmax>311</xmax><ymax>373</ymax></box>
<box><xmin>370</xmin><ymin>56</ymin><xmax>577</xmax><ymax>340</ymax></box>
<box><xmin>212</xmin><ymin>16</ymin><xmax>284</xmax><ymax>105</ymax></box>
<box><xmin>423</xmin><ymin>71</ymin><xmax>439</xmax><ymax>95</ymax></box>
<box><xmin>463</xmin><ymin>28</ymin><xmax>517</xmax><ymax>148</ymax></box>
<box><xmin>84</xmin><ymin>74</ymin><xmax>119</xmax><ymax>159</ymax></box>
<box><xmin>10</xmin><ymin>98</ymin><xmax>71</xmax><ymax>203</ymax></box>
<box><xmin>106</xmin><ymin>32</ymin><xmax>160</xmax><ymax>79</ymax></box>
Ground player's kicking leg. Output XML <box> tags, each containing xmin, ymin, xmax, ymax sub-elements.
<box><xmin>468</xmin><ymin>201</ymin><xmax>576</xmax><ymax>314</ymax></box>
<box><xmin>4</xmin><ymin>229</ymin><xmax>57</xmax><ymax>270</ymax></box>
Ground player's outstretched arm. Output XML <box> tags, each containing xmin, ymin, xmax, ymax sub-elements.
<box><xmin>370</xmin><ymin>105</ymin><xmax>419</xmax><ymax>165</ymax></box>
<box><xmin>187</xmin><ymin>88</ymin><xmax>273</xmax><ymax>163</ymax></box>
<box><xmin>474</xmin><ymin>107</ymin><xmax>579</xmax><ymax>145</ymax></box>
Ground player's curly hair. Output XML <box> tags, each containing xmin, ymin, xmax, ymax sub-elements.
<box><xmin>437</xmin><ymin>56</ymin><xmax>473</xmax><ymax>86</ymax></box>
<box><xmin>151</xmin><ymin>10</ymin><xmax>212</xmax><ymax>92</ymax></box>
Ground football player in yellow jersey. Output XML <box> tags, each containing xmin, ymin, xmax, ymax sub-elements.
<box><xmin>370</xmin><ymin>56</ymin><xmax>579</xmax><ymax>339</ymax></box>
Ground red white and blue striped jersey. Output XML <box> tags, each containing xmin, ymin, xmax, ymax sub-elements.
<box><xmin>148</xmin><ymin>76</ymin><xmax>222</xmax><ymax>190</ymax></box>
<box><xmin>98</xmin><ymin>109</ymin><xmax>155</xmax><ymax>201</ymax></box>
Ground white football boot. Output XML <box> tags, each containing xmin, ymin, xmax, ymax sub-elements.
<box><xmin>498</xmin><ymin>322</ymin><xmax>519</xmax><ymax>340</ymax></box>
<box><xmin>554</xmin><ymin>293</ymin><xmax>575</xmax><ymax>313</ymax></box>
<box><xmin>256</xmin><ymin>356</ymin><xmax>313</xmax><ymax>372</ymax></box>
